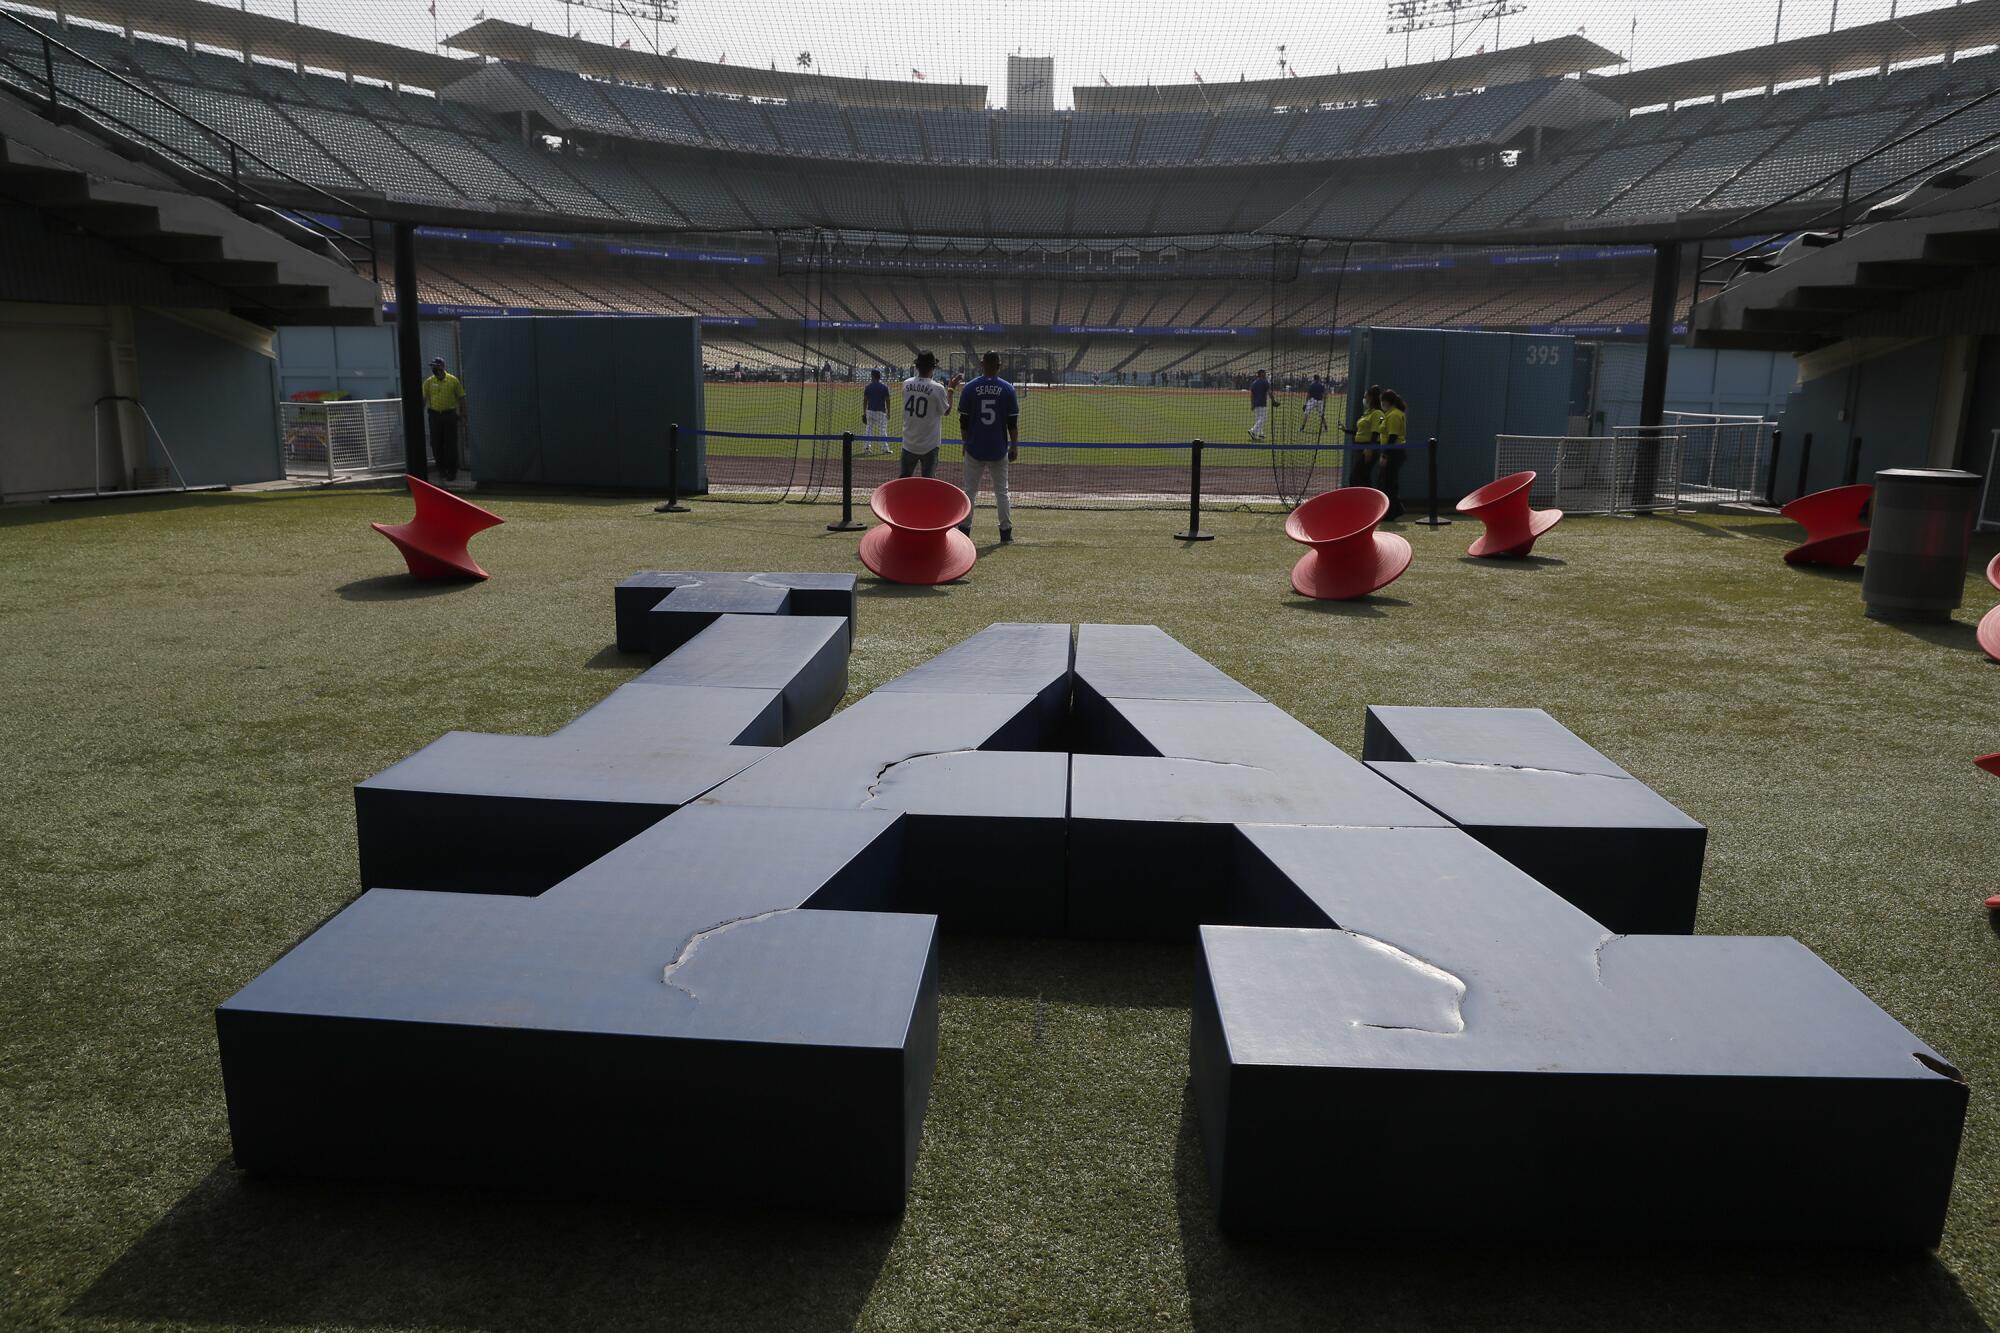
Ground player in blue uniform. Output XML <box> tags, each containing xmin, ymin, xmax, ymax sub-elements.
<box><xmin>957</xmin><ymin>350</ymin><xmax>1020</xmax><ymax>544</ymax></box>
<box><xmin>861</xmin><ymin>370</ymin><xmax>890</xmax><ymax>456</ymax></box>
<box><xmin>1249</xmin><ymin>369</ymin><xmax>1272</xmax><ymax>442</ymax></box>
<box><xmin>1300</xmin><ymin>374</ymin><xmax>1329</xmax><ymax>436</ymax></box>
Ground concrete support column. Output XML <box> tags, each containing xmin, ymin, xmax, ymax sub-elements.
<box><xmin>393</xmin><ymin>221</ymin><xmax>429</xmax><ymax>482</ymax></box>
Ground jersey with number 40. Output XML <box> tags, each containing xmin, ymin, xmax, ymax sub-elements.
<box><xmin>900</xmin><ymin>376</ymin><xmax>952</xmax><ymax>454</ymax></box>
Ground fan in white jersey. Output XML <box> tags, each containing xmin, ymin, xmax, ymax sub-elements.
<box><xmin>898</xmin><ymin>349</ymin><xmax>960</xmax><ymax>480</ymax></box>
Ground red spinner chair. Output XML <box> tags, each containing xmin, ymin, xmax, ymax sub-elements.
<box><xmin>1978</xmin><ymin>554</ymin><xmax>2000</xmax><ymax>663</ymax></box>
<box><xmin>371</xmin><ymin>475</ymin><xmax>504</xmax><ymax>580</ymax></box>
<box><xmin>1781</xmin><ymin>484</ymin><xmax>1873</xmax><ymax>567</ymax></box>
<box><xmin>1979</xmin><ymin>755</ymin><xmax>2000</xmax><ymax>913</ymax></box>
<box><xmin>1457</xmin><ymin>471</ymin><xmax>1562</xmax><ymax>559</ymax></box>
<box><xmin>858</xmin><ymin>477</ymin><xmax>977</xmax><ymax>585</ymax></box>
<box><xmin>1284</xmin><ymin>487</ymin><xmax>1412</xmax><ymax>600</ymax></box>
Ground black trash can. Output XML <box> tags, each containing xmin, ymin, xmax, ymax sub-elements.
<box><xmin>1860</xmin><ymin>467</ymin><xmax>1981</xmax><ymax>622</ymax></box>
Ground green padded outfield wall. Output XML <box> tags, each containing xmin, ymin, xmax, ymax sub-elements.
<box><xmin>1346</xmin><ymin>327</ymin><xmax>1574</xmax><ymax>503</ymax></box>
<box><xmin>458</xmin><ymin>316</ymin><xmax>706</xmax><ymax>491</ymax></box>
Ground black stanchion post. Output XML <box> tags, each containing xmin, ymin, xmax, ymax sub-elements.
<box><xmin>1762</xmin><ymin>429</ymin><xmax>1783</xmax><ymax>508</ymax></box>
<box><xmin>1416</xmin><ymin>436</ymin><xmax>1451</xmax><ymax>527</ymax></box>
<box><xmin>1795</xmin><ymin>431</ymin><xmax>1814</xmax><ymax>500</ymax></box>
<box><xmin>1176</xmin><ymin>439</ymin><xmax>1214</xmax><ymax>541</ymax></box>
<box><xmin>654</xmin><ymin>421</ymin><xmax>689</xmax><ymax>513</ymax></box>
<box><xmin>1843</xmin><ymin>434</ymin><xmax>1863</xmax><ymax>487</ymax></box>
<box><xmin>826</xmin><ymin>430</ymin><xmax>867</xmax><ymax>532</ymax></box>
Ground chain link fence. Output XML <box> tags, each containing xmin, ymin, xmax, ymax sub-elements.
<box><xmin>280</xmin><ymin>399</ymin><xmax>407</xmax><ymax>480</ymax></box>
<box><xmin>1665</xmin><ymin>412</ymin><xmax>1775</xmax><ymax>507</ymax></box>
<box><xmin>1494</xmin><ymin>432</ymin><xmax>1686</xmax><ymax>516</ymax></box>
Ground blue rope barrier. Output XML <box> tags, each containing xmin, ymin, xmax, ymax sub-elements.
<box><xmin>688</xmin><ymin>428</ymin><xmax>1411</xmax><ymax>452</ymax></box>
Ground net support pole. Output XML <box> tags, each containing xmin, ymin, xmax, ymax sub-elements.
<box><xmin>1416</xmin><ymin>436</ymin><xmax>1452</xmax><ymax>527</ymax></box>
<box><xmin>654</xmin><ymin>421</ymin><xmax>689</xmax><ymax>513</ymax></box>
<box><xmin>1763</xmin><ymin>429</ymin><xmax>1783</xmax><ymax>508</ymax></box>
<box><xmin>392</xmin><ymin>220</ymin><xmax>428</xmax><ymax>484</ymax></box>
<box><xmin>826</xmin><ymin>430</ymin><xmax>866</xmax><ymax>532</ymax></box>
<box><xmin>1796</xmin><ymin>431</ymin><xmax>1814</xmax><ymax>499</ymax></box>
<box><xmin>1177</xmin><ymin>439</ymin><xmax>1214</xmax><ymax>541</ymax></box>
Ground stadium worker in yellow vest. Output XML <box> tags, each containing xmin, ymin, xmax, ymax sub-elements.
<box><xmin>1379</xmin><ymin>388</ymin><xmax>1410</xmax><ymax>520</ymax></box>
<box><xmin>1345</xmin><ymin>383</ymin><xmax>1383</xmax><ymax>488</ymax></box>
<box><xmin>420</xmin><ymin>357</ymin><xmax>468</xmax><ymax>482</ymax></box>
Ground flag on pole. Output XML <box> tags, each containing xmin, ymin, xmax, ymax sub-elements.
<box><xmin>1193</xmin><ymin>71</ymin><xmax>1204</xmax><ymax>83</ymax></box>
<box><xmin>911</xmin><ymin>67</ymin><xmax>925</xmax><ymax>79</ymax></box>
<box><xmin>1098</xmin><ymin>73</ymin><xmax>1110</xmax><ymax>85</ymax></box>
<box><xmin>620</xmin><ymin>39</ymin><xmax>631</xmax><ymax>47</ymax></box>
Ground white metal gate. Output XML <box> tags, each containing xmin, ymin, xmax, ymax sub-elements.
<box><xmin>281</xmin><ymin>399</ymin><xmax>405</xmax><ymax>480</ymax></box>
<box><xmin>1664</xmin><ymin>411</ymin><xmax>1775</xmax><ymax>506</ymax></box>
<box><xmin>1493</xmin><ymin>432</ymin><xmax>1685</xmax><ymax>516</ymax></box>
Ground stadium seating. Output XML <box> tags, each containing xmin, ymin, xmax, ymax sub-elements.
<box><xmin>13</xmin><ymin>10</ymin><xmax>2000</xmax><ymax>245</ymax></box>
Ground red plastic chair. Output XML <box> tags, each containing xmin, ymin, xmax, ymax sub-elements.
<box><xmin>1781</xmin><ymin>484</ymin><xmax>1873</xmax><ymax>567</ymax></box>
<box><xmin>1979</xmin><ymin>755</ymin><xmax>2000</xmax><ymax>912</ymax></box>
<box><xmin>1979</xmin><ymin>554</ymin><xmax>2000</xmax><ymax>663</ymax></box>
<box><xmin>371</xmin><ymin>475</ymin><xmax>504</xmax><ymax>581</ymax></box>
<box><xmin>857</xmin><ymin>477</ymin><xmax>977</xmax><ymax>585</ymax></box>
<box><xmin>1284</xmin><ymin>487</ymin><xmax>1412</xmax><ymax>600</ymax></box>
<box><xmin>1457</xmin><ymin>471</ymin><xmax>1562</xmax><ymax>559</ymax></box>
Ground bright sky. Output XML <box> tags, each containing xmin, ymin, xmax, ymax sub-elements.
<box><xmin>246</xmin><ymin>0</ymin><xmax>1974</xmax><ymax>103</ymax></box>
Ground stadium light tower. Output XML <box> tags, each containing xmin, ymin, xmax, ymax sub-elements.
<box><xmin>561</xmin><ymin>0</ymin><xmax>678</xmax><ymax>52</ymax></box>
<box><xmin>1387</xmin><ymin>0</ymin><xmax>1527</xmax><ymax>64</ymax></box>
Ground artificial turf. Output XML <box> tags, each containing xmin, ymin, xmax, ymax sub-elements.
<box><xmin>2</xmin><ymin>488</ymin><xmax>1997</xmax><ymax>1333</ymax></box>
<box><xmin>703</xmin><ymin>379</ymin><xmax>1340</xmax><ymax>454</ymax></box>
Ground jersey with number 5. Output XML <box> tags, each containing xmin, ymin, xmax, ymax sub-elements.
<box><xmin>900</xmin><ymin>376</ymin><xmax>951</xmax><ymax>453</ymax></box>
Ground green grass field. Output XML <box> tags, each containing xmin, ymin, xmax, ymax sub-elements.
<box><xmin>704</xmin><ymin>380</ymin><xmax>1344</xmax><ymax>457</ymax></box>
<box><xmin>3</xmin><ymin>491</ymin><xmax>1998</xmax><ymax>1332</ymax></box>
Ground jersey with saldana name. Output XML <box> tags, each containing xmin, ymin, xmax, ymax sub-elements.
<box><xmin>901</xmin><ymin>376</ymin><xmax>952</xmax><ymax>453</ymax></box>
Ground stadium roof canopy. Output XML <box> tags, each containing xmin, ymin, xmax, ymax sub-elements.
<box><xmin>1071</xmin><ymin>34</ymin><xmax>1624</xmax><ymax>113</ymax></box>
<box><xmin>1587</xmin><ymin>0</ymin><xmax>2000</xmax><ymax>105</ymax></box>
<box><xmin>442</xmin><ymin>18</ymin><xmax>987</xmax><ymax>110</ymax></box>
<box><xmin>3</xmin><ymin>0</ymin><xmax>472</xmax><ymax>86</ymax></box>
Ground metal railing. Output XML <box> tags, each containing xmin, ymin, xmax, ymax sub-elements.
<box><xmin>1495</xmin><ymin>432</ymin><xmax>1685</xmax><ymax>516</ymax></box>
<box><xmin>0</xmin><ymin>9</ymin><xmax>372</xmax><ymax>273</ymax></box>
<box><xmin>281</xmin><ymin>398</ymin><xmax>407</xmax><ymax>480</ymax></box>
<box><xmin>1663</xmin><ymin>411</ymin><xmax>1775</xmax><ymax>506</ymax></box>
<box><xmin>1691</xmin><ymin>83</ymin><xmax>2000</xmax><ymax>310</ymax></box>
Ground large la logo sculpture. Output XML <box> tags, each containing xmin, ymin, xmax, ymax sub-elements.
<box><xmin>217</xmin><ymin>571</ymin><xmax>1967</xmax><ymax>1246</ymax></box>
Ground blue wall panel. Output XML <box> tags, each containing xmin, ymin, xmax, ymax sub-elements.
<box><xmin>134</xmin><ymin>311</ymin><xmax>281</xmax><ymax>486</ymax></box>
<box><xmin>459</xmin><ymin>316</ymin><xmax>706</xmax><ymax>490</ymax></box>
<box><xmin>1349</xmin><ymin>326</ymin><xmax>1574</xmax><ymax>499</ymax></box>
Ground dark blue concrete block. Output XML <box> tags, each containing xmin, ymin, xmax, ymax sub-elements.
<box><xmin>354</xmin><ymin>728</ymin><xmax>770</xmax><ymax>895</ymax></box>
<box><xmin>878</xmin><ymin>622</ymin><xmax>1073</xmax><ymax>740</ymax></box>
<box><xmin>1361</xmin><ymin>705</ymin><xmax>1631</xmax><ymax>777</ymax></box>
<box><xmin>630</xmin><ymin>614</ymin><xmax>849</xmax><ymax>741</ymax></box>
<box><xmin>1194</xmin><ymin>824</ymin><xmax>1966</xmax><ymax>1246</ymax></box>
<box><xmin>219</xmin><ymin>805</ymin><xmax>938</xmax><ymax>1213</ymax></box>
<box><xmin>649</xmin><ymin>582</ymin><xmax>792</xmax><ymax>658</ymax></box>
<box><xmin>1072</xmin><ymin>623</ymin><xmax>1260</xmax><ymax>755</ymax></box>
<box><xmin>1367</xmin><ymin>759</ymin><xmax>1705</xmax><ymax>935</ymax></box>
<box><xmin>1068</xmin><ymin>696</ymin><xmax>1444</xmax><ymax>940</ymax></box>
<box><xmin>614</xmin><ymin>571</ymin><xmax>857</xmax><ymax>656</ymax></box>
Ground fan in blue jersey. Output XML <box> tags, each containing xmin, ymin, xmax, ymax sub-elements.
<box><xmin>957</xmin><ymin>350</ymin><xmax>1020</xmax><ymax>544</ymax></box>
